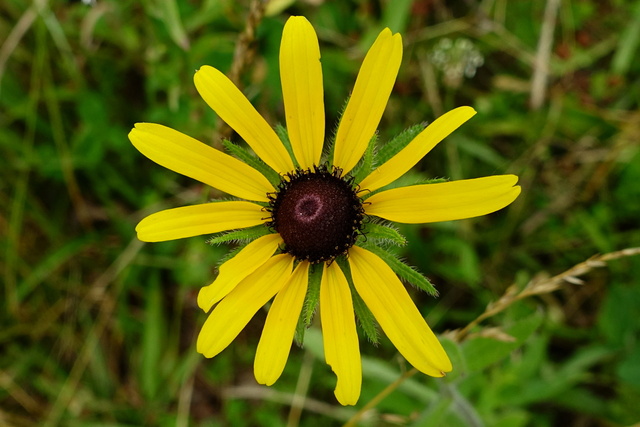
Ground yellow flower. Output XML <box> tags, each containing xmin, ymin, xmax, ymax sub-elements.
<box><xmin>128</xmin><ymin>16</ymin><xmax>520</xmax><ymax>405</ymax></box>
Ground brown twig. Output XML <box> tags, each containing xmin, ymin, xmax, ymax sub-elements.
<box><xmin>530</xmin><ymin>0</ymin><xmax>560</xmax><ymax>109</ymax></box>
<box><xmin>452</xmin><ymin>247</ymin><xmax>640</xmax><ymax>342</ymax></box>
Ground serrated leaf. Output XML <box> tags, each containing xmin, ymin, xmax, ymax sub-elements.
<box><xmin>362</xmin><ymin>222</ymin><xmax>407</xmax><ymax>247</ymax></box>
<box><xmin>337</xmin><ymin>257</ymin><xmax>379</xmax><ymax>344</ymax></box>
<box><xmin>351</xmin><ymin>290</ymin><xmax>379</xmax><ymax>344</ymax></box>
<box><xmin>376</xmin><ymin>123</ymin><xmax>426</xmax><ymax>166</ymax></box>
<box><xmin>222</xmin><ymin>139</ymin><xmax>281</xmax><ymax>187</ymax></box>
<box><xmin>274</xmin><ymin>124</ymin><xmax>299</xmax><ymax>169</ymax></box>
<box><xmin>294</xmin><ymin>263</ymin><xmax>322</xmax><ymax>345</ymax></box>
<box><xmin>417</xmin><ymin>177</ymin><xmax>449</xmax><ymax>185</ymax></box>
<box><xmin>361</xmin><ymin>243</ymin><xmax>438</xmax><ymax>295</ymax></box>
<box><xmin>351</xmin><ymin>133</ymin><xmax>377</xmax><ymax>183</ymax></box>
<box><xmin>206</xmin><ymin>224</ymin><xmax>272</xmax><ymax>246</ymax></box>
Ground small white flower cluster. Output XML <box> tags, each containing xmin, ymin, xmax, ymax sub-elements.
<box><xmin>429</xmin><ymin>38</ymin><xmax>484</xmax><ymax>88</ymax></box>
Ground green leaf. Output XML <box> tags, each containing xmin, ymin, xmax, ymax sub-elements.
<box><xmin>618</xmin><ymin>344</ymin><xmax>640</xmax><ymax>389</ymax></box>
<box><xmin>361</xmin><ymin>356</ymin><xmax>438</xmax><ymax>403</ymax></box>
<box><xmin>462</xmin><ymin>311</ymin><xmax>544</xmax><ymax>373</ymax></box>
<box><xmin>410</xmin><ymin>395</ymin><xmax>453</xmax><ymax>427</ymax></box>
<box><xmin>552</xmin><ymin>387</ymin><xmax>611</xmax><ymax>423</ymax></box>
<box><xmin>351</xmin><ymin>289</ymin><xmax>379</xmax><ymax>344</ymax></box>
<box><xmin>141</xmin><ymin>275</ymin><xmax>163</xmax><ymax>399</ymax></box>
<box><xmin>361</xmin><ymin>243</ymin><xmax>438</xmax><ymax>296</ymax></box>
<box><xmin>506</xmin><ymin>345</ymin><xmax>613</xmax><ymax>406</ymax></box>
<box><xmin>375</xmin><ymin>123</ymin><xmax>426</xmax><ymax>166</ymax></box>
<box><xmin>418</xmin><ymin>177</ymin><xmax>449</xmax><ymax>185</ymax></box>
<box><xmin>612</xmin><ymin>1</ymin><xmax>640</xmax><ymax>75</ymax></box>
<box><xmin>337</xmin><ymin>257</ymin><xmax>379</xmax><ymax>344</ymax></box>
<box><xmin>438</xmin><ymin>337</ymin><xmax>466</xmax><ymax>382</ymax></box>
<box><xmin>351</xmin><ymin>133</ymin><xmax>377</xmax><ymax>184</ymax></box>
<box><xmin>222</xmin><ymin>139</ymin><xmax>281</xmax><ymax>187</ymax></box>
<box><xmin>17</xmin><ymin>237</ymin><xmax>89</xmax><ymax>301</ymax></box>
<box><xmin>362</xmin><ymin>222</ymin><xmax>407</xmax><ymax>247</ymax></box>
<box><xmin>161</xmin><ymin>0</ymin><xmax>190</xmax><ymax>50</ymax></box>
<box><xmin>206</xmin><ymin>224</ymin><xmax>272</xmax><ymax>246</ymax></box>
<box><xmin>455</xmin><ymin>135</ymin><xmax>507</xmax><ymax>168</ymax></box>
<box><xmin>295</xmin><ymin>263</ymin><xmax>322</xmax><ymax>345</ymax></box>
<box><xmin>274</xmin><ymin>124</ymin><xmax>299</xmax><ymax>169</ymax></box>
<box><xmin>381</xmin><ymin>0</ymin><xmax>413</xmax><ymax>33</ymax></box>
<box><xmin>598</xmin><ymin>282</ymin><xmax>640</xmax><ymax>347</ymax></box>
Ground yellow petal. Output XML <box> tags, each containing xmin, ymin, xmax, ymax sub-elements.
<box><xmin>365</xmin><ymin>175</ymin><xmax>521</xmax><ymax>223</ymax></box>
<box><xmin>348</xmin><ymin>246</ymin><xmax>451</xmax><ymax>376</ymax></box>
<box><xmin>129</xmin><ymin>123</ymin><xmax>273</xmax><ymax>202</ymax></box>
<box><xmin>136</xmin><ymin>201</ymin><xmax>265</xmax><ymax>242</ymax></box>
<box><xmin>333</xmin><ymin>28</ymin><xmax>402</xmax><ymax>175</ymax></box>
<box><xmin>320</xmin><ymin>262</ymin><xmax>361</xmax><ymax>405</ymax></box>
<box><xmin>194</xmin><ymin>66</ymin><xmax>295</xmax><ymax>174</ymax></box>
<box><xmin>254</xmin><ymin>261</ymin><xmax>310</xmax><ymax>386</ymax></box>
<box><xmin>359</xmin><ymin>107</ymin><xmax>477</xmax><ymax>192</ymax></box>
<box><xmin>197</xmin><ymin>254</ymin><xmax>294</xmax><ymax>358</ymax></box>
<box><xmin>280</xmin><ymin>16</ymin><xmax>324</xmax><ymax>169</ymax></box>
<box><xmin>198</xmin><ymin>234</ymin><xmax>283</xmax><ymax>312</ymax></box>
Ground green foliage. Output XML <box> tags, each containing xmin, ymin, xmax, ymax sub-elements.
<box><xmin>460</xmin><ymin>310</ymin><xmax>544</xmax><ymax>373</ymax></box>
<box><xmin>362</xmin><ymin>242</ymin><xmax>439</xmax><ymax>296</ymax></box>
<box><xmin>206</xmin><ymin>224</ymin><xmax>272</xmax><ymax>246</ymax></box>
<box><xmin>274</xmin><ymin>123</ymin><xmax>298</xmax><ymax>169</ymax></box>
<box><xmin>294</xmin><ymin>262</ymin><xmax>322</xmax><ymax>346</ymax></box>
<box><xmin>350</xmin><ymin>132</ymin><xmax>377</xmax><ymax>183</ymax></box>
<box><xmin>362</xmin><ymin>221</ymin><xmax>408</xmax><ymax>247</ymax></box>
<box><xmin>222</xmin><ymin>139</ymin><xmax>281</xmax><ymax>187</ymax></box>
<box><xmin>2</xmin><ymin>0</ymin><xmax>640</xmax><ymax>425</ymax></box>
<box><xmin>336</xmin><ymin>257</ymin><xmax>380</xmax><ymax>345</ymax></box>
<box><xmin>375</xmin><ymin>123</ymin><xmax>427</xmax><ymax>167</ymax></box>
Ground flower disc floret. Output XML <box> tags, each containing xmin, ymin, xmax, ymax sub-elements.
<box><xmin>267</xmin><ymin>166</ymin><xmax>365</xmax><ymax>263</ymax></box>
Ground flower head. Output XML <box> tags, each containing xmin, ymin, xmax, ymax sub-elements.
<box><xmin>129</xmin><ymin>16</ymin><xmax>520</xmax><ymax>405</ymax></box>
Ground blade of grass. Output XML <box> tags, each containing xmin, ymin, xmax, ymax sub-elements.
<box><xmin>141</xmin><ymin>274</ymin><xmax>163</xmax><ymax>400</ymax></box>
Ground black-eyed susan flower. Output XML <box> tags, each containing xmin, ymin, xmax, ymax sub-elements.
<box><xmin>128</xmin><ymin>16</ymin><xmax>520</xmax><ymax>405</ymax></box>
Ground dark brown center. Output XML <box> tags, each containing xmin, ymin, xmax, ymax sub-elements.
<box><xmin>267</xmin><ymin>167</ymin><xmax>364</xmax><ymax>263</ymax></box>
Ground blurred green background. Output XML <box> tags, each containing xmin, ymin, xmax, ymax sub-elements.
<box><xmin>2</xmin><ymin>0</ymin><xmax>640</xmax><ymax>426</ymax></box>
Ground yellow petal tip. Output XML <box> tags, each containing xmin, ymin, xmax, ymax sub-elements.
<box><xmin>197</xmin><ymin>286</ymin><xmax>214</xmax><ymax>313</ymax></box>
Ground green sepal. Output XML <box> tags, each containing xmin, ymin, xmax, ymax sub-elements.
<box><xmin>336</xmin><ymin>257</ymin><xmax>380</xmax><ymax>345</ymax></box>
<box><xmin>375</xmin><ymin>123</ymin><xmax>427</xmax><ymax>166</ymax></box>
<box><xmin>360</xmin><ymin>174</ymin><xmax>450</xmax><ymax>202</ymax></box>
<box><xmin>294</xmin><ymin>262</ymin><xmax>322</xmax><ymax>346</ymax></box>
<box><xmin>222</xmin><ymin>139</ymin><xmax>282</xmax><ymax>187</ymax></box>
<box><xmin>351</xmin><ymin>287</ymin><xmax>379</xmax><ymax>345</ymax></box>
<box><xmin>206</xmin><ymin>224</ymin><xmax>272</xmax><ymax>246</ymax></box>
<box><xmin>416</xmin><ymin>177</ymin><xmax>449</xmax><ymax>185</ymax></box>
<box><xmin>274</xmin><ymin>124</ymin><xmax>299</xmax><ymax>169</ymax></box>
<box><xmin>361</xmin><ymin>222</ymin><xmax>407</xmax><ymax>247</ymax></box>
<box><xmin>360</xmin><ymin>243</ymin><xmax>438</xmax><ymax>296</ymax></box>
<box><xmin>351</xmin><ymin>133</ymin><xmax>378</xmax><ymax>183</ymax></box>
